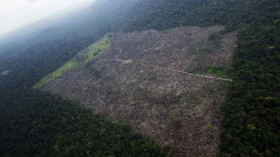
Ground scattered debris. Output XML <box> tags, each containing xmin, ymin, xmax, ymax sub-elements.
<box><xmin>41</xmin><ymin>25</ymin><xmax>237</xmax><ymax>157</ymax></box>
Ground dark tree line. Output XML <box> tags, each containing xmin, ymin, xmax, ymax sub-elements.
<box><xmin>219</xmin><ymin>12</ymin><xmax>280</xmax><ymax>157</ymax></box>
<box><xmin>0</xmin><ymin>92</ymin><xmax>169</xmax><ymax>157</ymax></box>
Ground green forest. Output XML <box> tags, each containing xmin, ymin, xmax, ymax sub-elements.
<box><xmin>0</xmin><ymin>0</ymin><xmax>279</xmax><ymax>156</ymax></box>
<box><xmin>0</xmin><ymin>92</ymin><xmax>169</xmax><ymax>157</ymax></box>
<box><xmin>219</xmin><ymin>17</ymin><xmax>280</xmax><ymax>157</ymax></box>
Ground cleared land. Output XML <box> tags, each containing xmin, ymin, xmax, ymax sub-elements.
<box><xmin>40</xmin><ymin>26</ymin><xmax>237</xmax><ymax>157</ymax></box>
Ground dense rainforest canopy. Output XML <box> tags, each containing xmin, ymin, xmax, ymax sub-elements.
<box><xmin>0</xmin><ymin>0</ymin><xmax>279</xmax><ymax>156</ymax></box>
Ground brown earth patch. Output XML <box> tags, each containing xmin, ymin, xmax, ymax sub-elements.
<box><xmin>42</xmin><ymin>26</ymin><xmax>237</xmax><ymax>157</ymax></box>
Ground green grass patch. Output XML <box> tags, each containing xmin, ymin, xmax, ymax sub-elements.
<box><xmin>33</xmin><ymin>59</ymin><xmax>78</xmax><ymax>89</ymax></box>
<box><xmin>184</xmin><ymin>91</ymin><xmax>199</xmax><ymax>104</ymax></box>
<box><xmin>209</xmin><ymin>30</ymin><xmax>224</xmax><ymax>41</ymax></box>
<box><xmin>206</xmin><ymin>66</ymin><xmax>231</xmax><ymax>78</ymax></box>
<box><xmin>84</xmin><ymin>35</ymin><xmax>111</xmax><ymax>64</ymax></box>
<box><xmin>189</xmin><ymin>45</ymin><xmax>209</xmax><ymax>55</ymax></box>
<box><xmin>33</xmin><ymin>35</ymin><xmax>111</xmax><ymax>89</ymax></box>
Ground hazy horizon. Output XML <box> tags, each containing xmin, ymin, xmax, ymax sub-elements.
<box><xmin>0</xmin><ymin>0</ymin><xmax>96</xmax><ymax>37</ymax></box>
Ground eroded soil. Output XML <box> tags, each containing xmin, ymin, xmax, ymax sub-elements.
<box><xmin>42</xmin><ymin>26</ymin><xmax>237</xmax><ymax>157</ymax></box>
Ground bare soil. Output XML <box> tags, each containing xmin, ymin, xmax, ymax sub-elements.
<box><xmin>42</xmin><ymin>26</ymin><xmax>237</xmax><ymax>157</ymax></box>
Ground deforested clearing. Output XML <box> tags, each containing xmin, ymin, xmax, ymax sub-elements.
<box><xmin>40</xmin><ymin>26</ymin><xmax>237</xmax><ymax>157</ymax></box>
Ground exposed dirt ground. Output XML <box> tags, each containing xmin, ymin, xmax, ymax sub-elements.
<box><xmin>42</xmin><ymin>26</ymin><xmax>237</xmax><ymax>157</ymax></box>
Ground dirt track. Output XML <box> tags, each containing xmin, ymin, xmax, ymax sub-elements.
<box><xmin>101</xmin><ymin>58</ymin><xmax>232</xmax><ymax>82</ymax></box>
